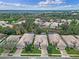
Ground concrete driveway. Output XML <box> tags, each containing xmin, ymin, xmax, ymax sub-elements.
<box><xmin>60</xmin><ymin>49</ymin><xmax>70</xmax><ymax>57</ymax></box>
<box><xmin>41</xmin><ymin>48</ymin><xmax>48</xmax><ymax>57</ymax></box>
<box><xmin>13</xmin><ymin>48</ymin><xmax>23</xmax><ymax>56</ymax></box>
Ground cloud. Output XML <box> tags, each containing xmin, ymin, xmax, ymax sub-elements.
<box><xmin>49</xmin><ymin>4</ymin><xmax>79</xmax><ymax>10</ymax></box>
<box><xmin>38</xmin><ymin>0</ymin><xmax>64</xmax><ymax>7</ymax></box>
<box><xmin>0</xmin><ymin>1</ymin><xmax>26</xmax><ymax>7</ymax></box>
<box><xmin>0</xmin><ymin>1</ymin><xmax>79</xmax><ymax>10</ymax></box>
<box><xmin>0</xmin><ymin>1</ymin><xmax>39</xmax><ymax>10</ymax></box>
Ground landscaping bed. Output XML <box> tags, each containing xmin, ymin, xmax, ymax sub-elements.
<box><xmin>9</xmin><ymin>47</ymin><xmax>16</xmax><ymax>53</ymax></box>
<box><xmin>22</xmin><ymin>44</ymin><xmax>41</xmax><ymax>54</ymax></box>
<box><xmin>47</xmin><ymin>44</ymin><xmax>60</xmax><ymax>55</ymax></box>
<box><xmin>8</xmin><ymin>47</ymin><xmax>16</xmax><ymax>56</ymax></box>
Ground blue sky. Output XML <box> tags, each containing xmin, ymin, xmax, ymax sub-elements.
<box><xmin>0</xmin><ymin>0</ymin><xmax>79</xmax><ymax>10</ymax></box>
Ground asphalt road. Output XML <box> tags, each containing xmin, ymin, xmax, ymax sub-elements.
<box><xmin>0</xmin><ymin>56</ymin><xmax>78</xmax><ymax>59</ymax></box>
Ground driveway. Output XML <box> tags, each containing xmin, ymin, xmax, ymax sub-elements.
<box><xmin>41</xmin><ymin>48</ymin><xmax>48</xmax><ymax>57</ymax></box>
<box><xmin>13</xmin><ymin>48</ymin><xmax>23</xmax><ymax>56</ymax></box>
<box><xmin>60</xmin><ymin>49</ymin><xmax>70</xmax><ymax>57</ymax></box>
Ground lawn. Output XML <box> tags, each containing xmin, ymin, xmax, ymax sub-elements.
<box><xmin>47</xmin><ymin>44</ymin><xmax>60</xmax><ymax>54</ymax></box>
<box><xmin>0</xmin><ymin>48</ymin><xmax>4</xmax><ymax>55</ymax></box>
<box><xmin>65</xmin><ymin>47</ymin><xmax>79</xmax><ymax>55</ymax></box>
<box><xmin>22</xmin><ymin>44</ymin><xmax>41</xmax><ymax>54</ymax></box>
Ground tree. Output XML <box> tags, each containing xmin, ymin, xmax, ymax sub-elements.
<box><xmin>2</xmin><ymin>39</ymin><xmax>17</xmax><ymax>52</ymax></box>
<box><xmin>60</xmin><ymin>20</ymin><xmax>79</xmax><ymax>35</ymax></box>
<box><xmin>3</xmin><ymin>28</ymin><xmax>16</xmax><ymax>35</ymax></box>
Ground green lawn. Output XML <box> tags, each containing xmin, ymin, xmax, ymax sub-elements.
<box><xmin>47</xmin><ymin>44</ymin><xmax>60</xmax><ymax>54</ymax></box>
<box><xmin>0</xmin><ymin>48</ymin><xmax>4</xmax><ymax>55</ymax></box>
<box><xmin>22</xmin><ymin>44</ymin><xmax>41</xmax><ymax>54</ymax></box>
<box><xmin>66</xmin><ymin>48</ymin><xmax>79</xmax><ymax>55</ymax></box>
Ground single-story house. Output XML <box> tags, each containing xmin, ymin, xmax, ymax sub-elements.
<box><xmin>62</xmin><ymin>35</ymin><xmax>77</xmax><ymax>48</ymax></box>
<box><xmin>17</xmin><ymin>33</ymin><xmax>34</xmax><ymax>49</ymax></box>
<box><xmin>34</xmin><ymin>35</ymin><xmax>48</xmax><ymax>49</ymax></box>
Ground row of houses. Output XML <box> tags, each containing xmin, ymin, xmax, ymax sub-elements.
<box><xmin>62</xmin><ymin>35</ymin><xmax>79</xmax><ymax>50</ymax></box>
<box><xmin>34</xmin><ymin>35</ymin><xmax>48</xmax><ymax>49</ymax></box>
<box><xmin>17</xmin><ymin>33</ymin><xmax>34</xmax><ymax>49</ymax></box>
<box><xmin>0</xmin><ymin>33</ymin><xmax>8</xmax><ymax>42</ymax></box>
<box><xmin>0</xmin><ymin>21</ymin><xmax>13</xmax><ymax>28</ymax></box>
<box><xmin>0</xmin><ymin>33</ymin><xmax>79</xmax><ymax>51</ymax></box>
<box><xmin>48</xmin><ymin>34</ymin><xmax>66</xmax><ymax>50</ymax></box>
<box><xmin>34</xmin><ymin>18</ymin><xmax>79</xmax><ymax>29</ymax></box>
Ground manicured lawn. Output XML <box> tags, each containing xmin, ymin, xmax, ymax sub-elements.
<box><xmin>0</xmin><ymin>48</ymin><xmax>4</xmax><ymax>55</ymax></box>
<box><xmin>22</xmin><ymin>44</ymin><xmax>41</xmax><ymax>54</ymax></box>
<box><xmin>47</xmin><ymin>44</ymin><xmax>60</xmax><ymax>54</ymax></box>
<box><xmin>65</xmin><ymin>48</ymin><xmax>79</xmax><ymax>55</ymax></box>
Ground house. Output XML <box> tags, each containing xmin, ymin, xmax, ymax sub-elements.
<box><xmin>50</xmin><ymin>22</ymin><xmax>59</xmax><ymax>29</ymax></box>
<box><xmin>34</xmin><ymin>35</ymin><xmax>43</xmax><ymax>48</ymax></box>
<box><xmin>0</xmin><ymin>33</ymin><xmax>6</xmax><ymax>39</ymax></box>
<box><xmin>67</xmin><ymin>19</ymin><xmax>72</xmax><ymax>24</ymax></box>
<box><xmin>0</xmin><ymin>21</ymin><xmax>6</xmax><ymax>27</ymax></box>
<box><xmin>0</xmin><ymin>35</ymin><xmax>21</xmax><ymax>49</ymax></box>
<box><xmin>34</xmin><ymin>35</ymin><xmax>48</xmax><ymax>49</ymax></box>
<box><xmin>56</xmin><ymin>34</ymin><xmax>66</xmax><ymax>50</ymax></box>
<box><xmin>34</xmin><ymin>34</ymin><xmax>48</xmax><ymax>56</ymax></box>
<box><xmin>15</xmin><ymin>20</ymin><xmax>26</xmax><ymax>24</ymax></box>
<box><xmin>75</xmin><ymin>35</ymin><xmax>79</xmax><ymax>50</ymax></box>
<box><xmin>17</xmin><ymin>33</ymin><xmax>34</xmax><ymax>49</ymax></box>
<box><xmin>48</xmin><ymin>33</ymin><xmax>66</xmax><ymax>50</ymax></box>
<box><xmin>0</xmin><ymin>33</ymin><xmax>7</xmax><ymax>43</ymax></box>
<box><xmin>61</xmin><ymin>19</ymin><xmax>67</xmax><ymax>23</ymax></box>
<box><xmin>50</xmin><ymin>19</ymin><xmax>53</xmax><ymax>22</ymax></box>
<box><xmin>42</xmin><ymin>22</ymin><xmax>51</xmax><ymax>28</ymax></box>
<box><xmin>34</xmin><ymin>18</ymin><xmax>43</xmax><ymax>25</ymax></box>
<box><xmin>48</xmin><ymin>34</ymin><xmax>59</xmax><ymax>45</ymax></box>
<box><xmin>62</xmin><ymin>35</ymin><xmax>77</xmax><ymax>48</ymax></box>
<box><xmin>6</xmin><ymin>35</ymin><xmax>21</xmax><ymax>42</ymax></box>
<box><xmin>40</xmin><ymin>35</ymin><xmax>48</xmax><ymax>49</ymax></box>
<box><xmin>5</xmin><ymin>35</ymin><xmax>21</xmax><ymax>47</ymax></box>
<box><xmin>0</xmin><ymin>21</ymin><xmax>13</xmax><ymax>28</ymax></box>
<box><xmin>23</xmin><ymin>33</ymin><xmax>34</xmax><ymax>45</ymax></box>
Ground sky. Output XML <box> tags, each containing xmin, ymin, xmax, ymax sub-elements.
<box><xmin>0</xmin><ymin>0</ymin><xmax>79</xmax><ymax>10</ymax></box>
